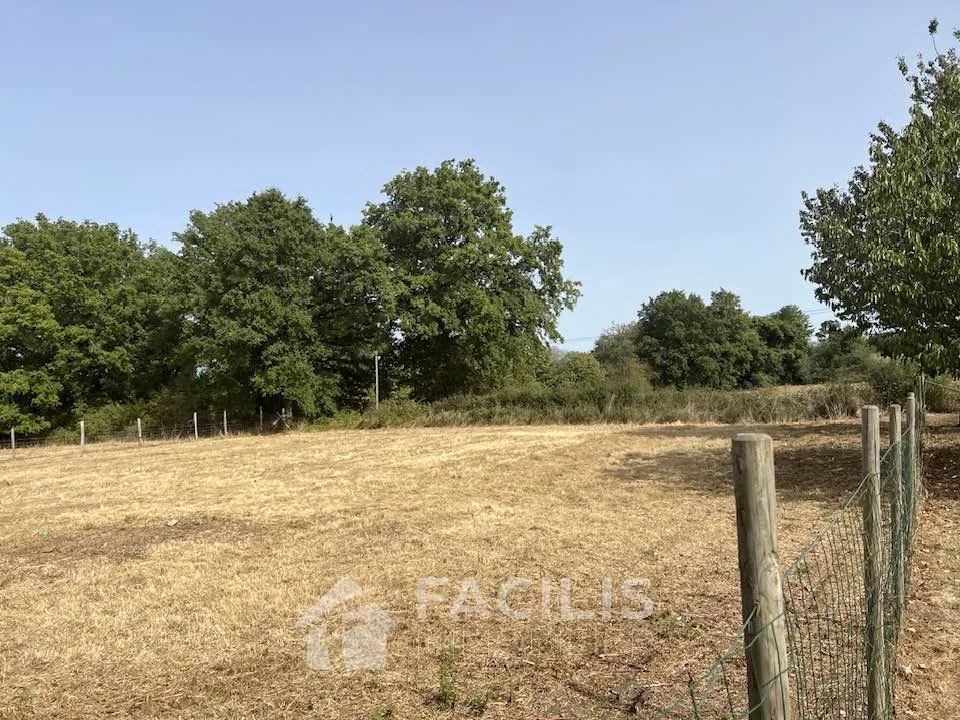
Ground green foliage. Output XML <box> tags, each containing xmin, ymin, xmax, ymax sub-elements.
<box><xmin>0</xmin><ymin>216</ymin><xmax>156</xmax><ymax>432</ymax></box>
<box><xmin>363</xmin><ymin>159</ymin><xmax>580</xmax><ymax>401</ymax></box>
<box><xmin>754</xmin><ymin>305</ymin><xmax>813</xmax><ymax>384</ymax></box>
<box><xmin>547</xmin><ymin>351</ymin><xmax>606</xmax><ymax>391</ymax></box>
<box><xmin>592</xmin><ymin>323</ymin><xmax>651</xmax><ymax>393</ymax></box>
<box><xmin>864</xmin><ymin>356</ymin><xmax>918</xmax><ymax>407</ymax></box>
<box><xmin>807</xmin><ymin>321</ymin><xmax>874</xmax><ymax>383</ymax></box>
<box><xmin>801</xmin><ymin>22</ymin><xmax>960</xmax><ymax>374</ymax></box>
<box><xmin>434</xmin><ymin>647</ymin><xmax>459</xmax><ymax>709</ymax></box>
<box><xmin>636</xmin><ymin>290</ymin><xmax>791</xmax><ymax>390</ymax></box>
<box><xmin>924</xmin><ymin>376</ymin><xmax>960</xmax><ymax>412</ymax></box>
<box><xmin>177</xmin><ymin>189</ymin><xmax>394</xmax><ymax>419</ymax></box>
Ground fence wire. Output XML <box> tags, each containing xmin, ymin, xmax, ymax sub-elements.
<box><xmin>657</xmin><ymin>411</ymin><xmax>923</xmax><ymax>720</ymax></box>
<box><xmin>0</xmin><ymin>415</ymin><xmax>288</xmax><ymax>453</ymax></box>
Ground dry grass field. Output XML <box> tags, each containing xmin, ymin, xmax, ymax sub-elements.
<box><xmin>0</xmin><ymin>419</ymin><xmax>956</xmax><ymax>719</ymax></box>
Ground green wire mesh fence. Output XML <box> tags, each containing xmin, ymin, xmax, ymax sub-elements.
<box><xmin>656</xmin><ymin>399</ymin><xmax>924</xmax><ymax>720</ymax></box>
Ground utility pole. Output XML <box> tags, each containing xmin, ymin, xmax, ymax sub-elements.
<box><xmin>374</xmin><ymin>352</ymin><xmax>380</xmax><ymax>410</ymax></box>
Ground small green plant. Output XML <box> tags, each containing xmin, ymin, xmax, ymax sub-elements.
<box><xmin>467</xmin><ymin>692</ymin><xmax>489</xmax><ymax>715</ymax></box>
<box><xmin>434</xmin><ymin>647</ymin><xmax>459</xmax><ymax>709</ymax></box>
<box><xmin>371</xmin><ymin>704</ymin><xmax>394</xmax><ymax>720</ymax></box>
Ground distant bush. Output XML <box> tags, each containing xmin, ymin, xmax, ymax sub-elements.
<box><xmin>546</xmin><ymin>352</ymin><xmax>606</xmax><ymax>392</ymax></box>
<box><xmin>925</xmin><ymin>376</ymin><xmax>960</xmax><ymax>412</ymax></box>
<box><xmin>339</xmin><ymin>382</ymin><xmax>874</xmax><ymax>429</ymax></box>
<box><xmin>864</xmin><ymin>357</ymin><xmax>917</xmax><ymax>407</ymax></box>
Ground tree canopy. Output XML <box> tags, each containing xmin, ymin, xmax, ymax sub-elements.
<box><xmin>0</xmin><ymin>216</ymin><xmax>155</xmax><ymax>432</ymax></box>
<box><xmin>634</xmin><ymin>290</ymin><xmax>812</xmax><ymax>390</ymax></box>
<box><xmin>177</xmin><ymin>189</ymin><xmax>395</xmax><ymax>417</ymax></box>
<box><xmin>363</xmin><ymin>159</ymin><xmax>580</xmax><ymax>400</ymax></box>
<box><xmin>801</xmin><ymin>21</ymin><xmax>960</xmax><ymax>373</ymax></box>
<box><xmin>1</xmin><ymin>159</ymin><xmax>583</xmax><ymax>432</ymax></box>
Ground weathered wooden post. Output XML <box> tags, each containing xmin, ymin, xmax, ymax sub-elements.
<box><xmin>861</xmin><ymin>405</ymin><xmax>886</xmax><ymax>720</ymax></box>
<box><xmin>732</xmin><ymin>433</ymin><xmax>791</xmax><ymax>720</ymax></box>
<box><xmin>223</xmin><ymin>410</ymin><xmax>228</xmax><ymax>437</ymax></box>
<box><xmin>889</xmin><ymin>404</ymin><xmax>904</xmax><ymax>622</ymax></box>
<box><xmin>905</xmin><ymin>393</ymin><xmax>918</xmax><ymax>567</ymax></box>
<box><xmin>80</xmin><ymin>420</ymin><xmax>86</xmax><ymax>453</ymax></box>
<box><xmin>193</xmin><ymin>412</ymin><xmax>199</xmax><ymax>440</ymax></box>
<box><xmin>137</xmin><ymin>418</ymin><xmax>143</xmax><ymax>446</ymax></box>
<box><xmin>259</xmin><ymin>406</ymin><xmax>263</xmax><ymax>434</ymax></box>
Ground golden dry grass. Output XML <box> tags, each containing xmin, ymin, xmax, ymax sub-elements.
<box><xmin>897</xmin><ymin>415</ymin><xmax>960</xmax><ymax>719</ymax></box>
<box><xmin>0</xmin><ymin>419</ymin><xmax>943</xmax><ymax>718</ymax></box>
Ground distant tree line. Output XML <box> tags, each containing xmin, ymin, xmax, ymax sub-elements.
<box><xmin>1</xmin><ymin>152</ymin><xmax>918</xmax><ymax>437</ymax></box>
<box><xmin>1</xmin><ymin>159</ymin><xmax>580</xmax><ymax>433</ymax></box>
<box><xmin>555</xmin><ymin>291</ymin><xmax>906</xmax><ymax>397</ymax></box>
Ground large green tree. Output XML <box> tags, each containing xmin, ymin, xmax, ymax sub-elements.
<box><xmin>0</xmin><ymin>216</ymin><xmax>153</xmax><ymax>432</ymax></box>
<box><xmin>754</xmin><ymin>305</ymin><xmax>812</xmax><ymax>384</ymax></box>
<box><xmin>177</xmin><ymin>189</ymin><xmax>394</xmax><ymax>418</ymax></box>
<box><xmin>801</xmin><ymin>21</ymin><xmax>960</xmax><ymax>373</ymax></box>
<box><xmin>592</xmin><ymin>322</ymin><xmax>650</xmax><ymax>391</ymax></box>
<box><xmin>636</xmin><ymin>289</ymin><xmax>769</xmax><ymax>389</ymax></box>
<box><xmin>363</xmin><ymin>159</ymin><xmax>580</xmax><ymax>400</ymax></box>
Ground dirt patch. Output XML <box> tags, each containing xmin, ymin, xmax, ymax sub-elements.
<box><xmin>4</xmin><ymin>513</ymin><xmax>260</xmax><ymax>564</ymax></box>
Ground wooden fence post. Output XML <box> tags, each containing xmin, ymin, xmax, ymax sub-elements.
<box><xmin>861</xmin><ymin>405</ymin><xmax>886</xmax><ymax>720</ymax></box>
<box><xmin>80</xmin><ymin>420</ymin><xmax>86</xmax><ymax>452</ymax></box>
<box><xmin>889</xmin><ymin>404</ymin><xmax>904</xmax><ymax>622</ymax></box>
<box><xmin>193</xmin><ymin>412</ymin><xmax>199</xmax><ymax>440</ymax></box>
<box><xmin>223</xmin><ymin>410</ymin><xmax>228</xmax><ymax>437</ymax></box>
<box><xmin>732</xmin><ymin>433</ymin><xmax>791</xmax><ymax>720</ymax></box>
<box><xmin>10</xmin><ymin>427</ymin><xmax>15</xmax><ymax>454</ymax></box>
<box><xmin>905</xmin><ymin>392</ymin><xmax>918</xmax><ymax>564</ymax></box>
<box><xmin>259</xmin><ymin>406</ymin><xmax>263</xmax><ymax>434</ymax></box>
<box><xmin>137</xmin><ymin>418</ymin><xmax>143</xmax><ymax>446</ymax></box>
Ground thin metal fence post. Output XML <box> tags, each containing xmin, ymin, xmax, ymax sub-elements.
<box><xmin>193</xmin><ymin>412</ymin><xmax>198</xmax><ymax>440</ymax></box>
<box><xmin>223</xmin><ymin>410</ymin><xmax>228</xmax><ymax>437</ymax></box>
<box><xmin>10</xmin><ymin>427</ymin><xmax>15</xmax><ymax>454</ymax></box>
<box><xmin>80</xmin><ymin>420</ymin><xmax>85</xmax><ymax>453</ymax></box>
<box><xmin>732</xmin><ymin>433</ymin><xmax>791</xmax><ymax>720</ymax></box>
<box><xmin>137</xmin><ymin>418</ymin><xmax>143</xmax><ymax>446</ymax></box>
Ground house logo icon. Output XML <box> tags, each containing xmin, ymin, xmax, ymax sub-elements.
<box><xmin>296</xmin><ymin>577</ymin><xmax>392</xmax><ymax>672</ymax></box>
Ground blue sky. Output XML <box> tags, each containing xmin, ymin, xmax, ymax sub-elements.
<box><xmin>0</xmin><ymin>1</ymin><xmax>948</xmax><ymax>348</ymax></box>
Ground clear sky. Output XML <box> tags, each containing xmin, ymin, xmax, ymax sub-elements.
<box><xmin>0</xmin><ymin>1</ymin><xmax>948</xmax><ymax>349</ymax></box>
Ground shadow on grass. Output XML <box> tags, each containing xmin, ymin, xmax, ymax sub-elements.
<box><xmin>921</xmin><ymin>423</ymin><xmax>960</xmax><ymax>501</ymax></box>
<box><xmin>610</xmin><ymin>419</ymin><xmax>960</xmax><ymax>504</ymax></box>
<box><xmin>607</xmin><ymin>423</ymin><xmax>864</xmax><ymax>505</ymax></box>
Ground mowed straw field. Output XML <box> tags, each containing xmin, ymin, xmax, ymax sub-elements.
<box><xmin>0</xmin><ymin>420</ymin><xmax>953</xmax><ymax>719</ymax></box>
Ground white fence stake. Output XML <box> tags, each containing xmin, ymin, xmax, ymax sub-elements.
<box><xmin>193</xmin><ymin>412</ymin><xmax>199</xmax><ymax>440</ymax></box>
<box><xmin>137</xmin><ymin>418</ymin><xmax>143</xmax><ymax>446</ymax></box>
<box><xmin>223</xmin><ymin>410</ymin><xmax>228</xmax><ymax>437</ymax></box>
<box><xmin>80</xmin><ymin>420</ymin><xmax>85</xmax><ymax>452</ymax></box>
<box><xmin>10</xmin><ymin>427</ymin><xmax>15</xmax><ymax>454</ymax></box>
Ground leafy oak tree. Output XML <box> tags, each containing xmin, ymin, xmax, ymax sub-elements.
<box><xmin>177</xmin><ymin>189</ymin><xmax>394</xmax><ymax>417</ymax></box>
<box><xmin>363</xmin><ymin>159</ymin><xmax>581</xmax><ymax>400</ymax></box>
<box><xmin>0</xmin><ymin>216</ymin><xmax>152</xmax><ymax>431</ymax></box>
<box><xmin>636</xmin><ymin>289</ymin><xmax>771</xmax><ymax>389</ymax></box>
<box><xmin>754</xmin><ymin>305</ymin><xmax>813</xmax><ymax>384</ymax></box>
<box><xmin>801</xmin><ymin>20</ymin><xmax>960</xmax><ymax>373</ymax></box>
